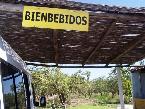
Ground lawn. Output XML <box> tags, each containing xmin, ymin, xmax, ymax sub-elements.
<box><xmin>37</xmin><ymin>104</ymin><xmax>117</xmax><ymax>109</ymax></box>
<box><xmin>68</xmin><ymin>104</ymin><xmax>117</xmax><ymax>109</ymax></box>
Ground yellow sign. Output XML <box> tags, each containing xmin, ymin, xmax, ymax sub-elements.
<box><xmin>22</xmin><ymin>6</ymin><xmax>89</xmax><ymax>31</ymax></box>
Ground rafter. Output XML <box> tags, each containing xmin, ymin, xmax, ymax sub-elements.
<box><xmin>82</xmin><ymin>20</ymin><xmax>117</xmax><ymax>66</ymax></box>
<box><xmin>53</xmin><ymin>30</ymin><xmax>59</xmax><ymax>66</ymax></box>
<box><xmin>106</xmin><ymin>34</ymin><xmax>145</xmax><ymax>65</ymax></box>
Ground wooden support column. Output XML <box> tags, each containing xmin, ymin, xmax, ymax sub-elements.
<box><xmin>53</xmin><ymin>30</ymin><xmax>59</xmax><ymax>66</ymax></box>
<box><xmin>116</xmin><ymin>67</ymin><xmax>125</xmax><ymax>109</ymax></box>
<box><xmin>82</xmin><ymin>20</ymin><xmax>116</xmax><ymax>66</ymax></box>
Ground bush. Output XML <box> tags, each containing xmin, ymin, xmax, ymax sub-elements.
<box><xmin>96</xmin><ymin>94</ymin><xmax>109</xmax><ymax>104</ymax></box>
<box><xmin>95</xmin><ymin>94</ymin><xmax>120</xmax><ymax>104</ymax></box>
<box><xmin>108</xmin><ymin>96</ymin><xmax>119</xmax><ymax>104</ymax></box>
<box><xmin>124</xmin><ymin>96</ymin><xmax>132</xmax><ymax>104</ymax></box>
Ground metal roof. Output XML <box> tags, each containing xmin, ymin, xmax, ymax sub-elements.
<box><xmin>0</xmin><ymin>0</ymin><xmax>145</xmax><ymax>67</ymax></box>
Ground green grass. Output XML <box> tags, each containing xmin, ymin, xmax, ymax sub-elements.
<box><xmin>68</xmin><ymin>104</ymin><xmax>117</xmax><ymax>109</ymax></box>
<box><xmin>37</xmin><ymin>104</ymin><xmax>117</xmax><ymax>109</ymax></box>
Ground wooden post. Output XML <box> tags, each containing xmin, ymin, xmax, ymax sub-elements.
<box><xmin>116</xmin><ymin>67</ymin><xmax>125</xmax><ymax>109</ymax></box>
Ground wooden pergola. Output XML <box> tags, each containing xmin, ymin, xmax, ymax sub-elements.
<box><xmin>1</xmin><ymin>1</ymin><xmax>145</xmax><ymax>109</ymax></box>
<box><xmin>0</xmin><ymin>0</ymin><xmax>145</xmax><ymax>68</ymax></box>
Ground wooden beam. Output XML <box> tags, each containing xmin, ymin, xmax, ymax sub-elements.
<box><xmin>106</xmin><ymin>34</ymin><xmax>145</xmax><ymax>65</ymax></box>
<box><xmin>53</xmin><ymin>30</ymin><xmax>59</xmax><ymax>66</ymax></box>
<box><xmin>82</xmin><ymin>20</ymin><xmax>117</xmax><ymax>66</ymax></box>
<box><xmin>26</xmin><ymin>62</ymin><xmax>144</xmax><ymax>68</ymax></box>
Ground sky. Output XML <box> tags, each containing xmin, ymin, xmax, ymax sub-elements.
<box><xmin>61</xmin><ymin>67</ymin><xmax>112</xmax><ymax>80</ymax></box>
<box><xmin>62</xmin><ymin>0</ymin><xmax>145</xmax><ymax>80</ymax></box>
<box><xmin>69</xmin><ymin>0</ymin><xmax>145</xmax><ymax>8</ymax></box>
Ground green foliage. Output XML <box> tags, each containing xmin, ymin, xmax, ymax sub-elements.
<box><xmin>31</xmin><ymin>67</ymin><xmax>93</xmax><ymax>105</ymax></box>
<box><xmin>121</xmin><ymin>68</ymin><xmax>132</xmax><ymax>98</ymax></box>
<box><xmin>91</xmin><ymin>67</ymin><xmax>132</xmax><ymax>104</ymax></box>
<box><xmin>32</xmin><ymin>67</ymin><xmax>70</xmax><ymax>96</ymax></box>
<box><xmin>107</xmin><ymin>78</ymin><xmax>118</xmax><ymax>98</ymax></box>
<box><xmin>93</xmin><ymin>77</ymin><xmax>108</xmax><ymax>95</ymax></box>
<box><xmin>96</xmin><ymin>94</ymin><xmax>110</xmax><ymax>104</ymax></box>
<box><xmin>4</xmin><ymin>93</ymin><xmax>15</xmax><ymax>109</ymax></box>
<box><xmin>95</xmin><ymin>94</ymin><xmax>119</xmax><ymax>104</ymax></box>
<box><xmin>30</xmin><ymin>66</ymin><xmax>132</xmax><ymax>106</ymax></box>
<box><xmin>68</xmin><ymin>70</ymin><xmax>92</xmax><ymax>97</ymax></box>
<box><xmin>107</xmin><ymin>67</ymin><xmax>132</xmax><ymax>103</ymax></box>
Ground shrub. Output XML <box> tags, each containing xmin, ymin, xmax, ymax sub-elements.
<box><xmin>95</xmin><ymin>94</ymin><xmax>120</xmax><ymax>104</ymax></box>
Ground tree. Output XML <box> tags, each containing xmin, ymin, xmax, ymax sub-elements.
<box><xmin>120</xmin><ymin>68</ymin><xmax>132</xmax><ymax>103</ymax></box>
<box><xmin>82</xmin><ymin>71</ymin><xmax>91</xmax><ymax>81</ymax></box>
<box><xmin>31</xmin><ymin>67</ymin><xmax>71</xmax><ymax>105</ymax></box>
<box><xmin>93</xmin><ymin>77</ymin><xmax>108</xmax><ymax>96</ymax></box>
<box><xmin>107</xmin><ymin>77</ymin><xmax>118</xmax><ymax>98</ymax></box>
<box><xmin>108</xmin><ymin>67</ymin><xmax>132</xmax><ymax>102</ymax></box>
<box><xmin>68</xmin><ymin>70</ymin><xmax>87</xmax><ymax>96</ymax></box>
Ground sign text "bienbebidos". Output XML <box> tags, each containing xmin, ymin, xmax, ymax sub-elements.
<box><xmin>22</xmin><ymin>6</ymin><xmax>89</xmax><ymax>31</ymax></box>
